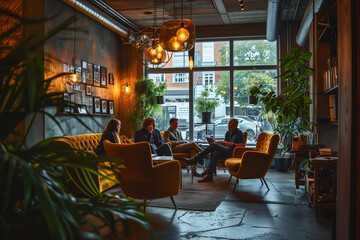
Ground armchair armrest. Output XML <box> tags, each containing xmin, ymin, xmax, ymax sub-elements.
<box><xmin>152</xmin><ymin>160</ymin><xmax>181</xmax><ymax>194</ymax></box>
<box><xmin>233</xmin><ymin>147</ymin><xmax>256</xmax><ymax>158</ymax></box>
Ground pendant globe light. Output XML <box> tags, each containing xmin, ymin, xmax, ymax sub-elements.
<box><xmin>68</xmin><ymin>1</ymin><xmax>79</xmax><ymax>84</ymax></box>
<box><xmin>160</xmin><ymin>0</ymin><xmax>195</xmax><ymax>52</ymax></box>
<box><xmin>134</xmin><ymin>0</ymin><xmax>172</xmax><ymax>68</ymax></box>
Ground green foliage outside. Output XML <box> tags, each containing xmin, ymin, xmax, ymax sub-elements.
<box><xmin>215</xmin><ymin>40</ymin><xmax>277</xmax><ymax>108</ymax></box>
<box><xmin>0</xmin><ymin>9</ymin><xmax>151</xmax><ymax>239</ymax></box>
<box><xmin>194</xmin><ymin>91</ymin><xmax>220</xmax><ymax>118</ymax></box>
<box><xmin>127</xmin><ymin>77</ymin><xmax>167</xmax><ymax>130</ymax></box>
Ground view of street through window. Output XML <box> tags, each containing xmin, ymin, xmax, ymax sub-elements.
<box><xmin>147</xmin><ymin>39</ymin><xmax>277</xmax><ymax>144</ymax></box>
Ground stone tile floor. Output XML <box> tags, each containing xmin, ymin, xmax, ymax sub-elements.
<box><xmin>126</xmin><ymin>169</ymin><xmax>333</xmax><ymax>240</ymax></box>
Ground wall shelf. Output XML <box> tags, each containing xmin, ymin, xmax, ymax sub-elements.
<box><xmin>323</xmin><ymin>84</ymin><xmax>338</xmax><ymax>95</ymax></box>
<box><xmin>56</xmin><ymin>112</ymin><xmax>113</xmax><ymax>117</ymax></box>
<box><xmin>318</xmin><ymin>26</ymin><xmax>331</xmax><ymax>42</ymax></box>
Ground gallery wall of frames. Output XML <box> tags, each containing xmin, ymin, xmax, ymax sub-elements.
<box><xmin>61</xmin><ymin>60</ymin><xmax>115</xmax><ymax>116</ymax></box>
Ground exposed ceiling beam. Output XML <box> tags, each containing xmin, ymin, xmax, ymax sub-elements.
<box><xmin>211</xmin><ymin>0</ymin><xmax>231</xmax><ymax>24</ymax></box>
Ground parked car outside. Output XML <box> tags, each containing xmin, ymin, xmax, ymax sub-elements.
<box><xmin>190</xmin><ymin>117</ymin><xmax>259</xmax><ymax>142</ymax></box>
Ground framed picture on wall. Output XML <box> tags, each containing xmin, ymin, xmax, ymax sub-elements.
<box><xmin>100</xmin><ymin>66</ymin><xmax>107</xmax><ymax>87</ymax></box>
<box><xmin>100</xmin><ymin>99</ymin><xmax>108</xmax><ymax>114</ymax></box>
<box><xmin>108</xmin><ymin>73</ymin><xmax>114</xmax><ymax>85</ymax></box>
<box><xmin>93</xmin><ymin>96</ymin><xmax>101</xmax><ymax>114</ymax></box>
<box><xmin>73</xmin><ymin>83</ymin><xmax>82</xmax><ymax>91</ymax></box>
<box><xmin>87</xmin><ymin>97</ymin><xmax>93</xmax><ymax>114</ymax></box>
<box><xmin>85</xmin><ymin>85</ymin><xmax>92</xmax><ymax>96</ymax></box>
<box><xmin>63</xmin><ymin>92</ymin><xmax>71</xmax><ymax>113</ymax></box>
<box><xmin>70</xmin><ymin>91</ymin><xmax>82</xmax><ymax>105</ymax></box>
<box><xmin>93</xmin><ymin>64</ymin><xmax>101</xmax><ymax>87</ymax></box>
<box><xmin>81</xmin><ymin>61</ymin><xmax>93</xmax><ymax>85</ymax></box>
<box><xmin>78</xmin><ymin>105</ymin><xmax>87</xmax><ymax>114</ymax></box>
<box><xmin>108</xmin><ymin>100</ymin><xmax>114</xmax><ymax>115</ymax></box>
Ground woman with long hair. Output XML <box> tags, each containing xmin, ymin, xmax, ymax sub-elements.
<box><xmin>94</xmin><ymin>119</ymin><xmax>121</xmax><ymax>155</ymax></box>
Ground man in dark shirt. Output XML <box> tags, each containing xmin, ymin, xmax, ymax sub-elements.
<box><xmin>134</xmin><ymin>117</ymin><xmax>173</xmax><ymax>156</ymax></box>
<box><xmin>184</xmin><ymin>118</ymin><xmax>245</xmax><ymax>182</ymax></box>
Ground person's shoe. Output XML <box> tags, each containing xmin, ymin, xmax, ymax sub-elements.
<box><xmin>193</xmin><ymin>170</ymin><xmax>202</xmax><ymax>177</ymax></box>
<box><xmin>200</xmin><ymin>169</ymin><xmax>208</xmax><ymax>177</ymax></box>
<box><xmin>183</xmin><ymin>157</ymin><xmax>197</xmax><ymax>165</ymax></box>
<box><xmin>198</xmin><ymin>175</ymin><xmax>213</xmax><ymax>183</ymax></box>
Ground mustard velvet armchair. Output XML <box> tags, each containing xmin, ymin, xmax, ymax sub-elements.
<box><xmin>103</xmin><ymin>140</ymin><xmax>181</xmax><ymax>209</ymax></box>
<box><xmin>225</xmin><ymin>132</ymin><xmax>279</xmax><ymax>191</ymax></box>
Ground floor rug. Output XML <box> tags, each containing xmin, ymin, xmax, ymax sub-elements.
<box><xmin>107</xmin><ymin>171</ymin><xmax>232</xmax><ymax>211</ymax></box>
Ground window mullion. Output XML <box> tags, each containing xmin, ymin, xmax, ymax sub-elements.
<box><xmin>230</xmin><ymin>40</ymin><xmax>234</xmax><ymax>118</ymax></box>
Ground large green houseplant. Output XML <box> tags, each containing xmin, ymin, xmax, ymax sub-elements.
<box><xmin>195</xmin><ymin>91</ymin><xmax>220</xmax><ymax>123</ymax></box>
<box><xmin>0</xmin><ymin>9</ymin><xmax>151</xmax><ymax>239</ymax></box>
<box><xmin>250</xmin><ymin>47</ymin><xmax>314</xmax><ymax>156</ymax></box>
<box><xmin>127</xmin><ymin>77</ymin><xmax>167</xmax><ymax>130</ymax></box>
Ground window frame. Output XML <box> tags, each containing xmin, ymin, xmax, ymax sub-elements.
<box><xmin>146</xmin><ymin>38</ymin><xmax>278</xmax><ymax>141</ymax></box>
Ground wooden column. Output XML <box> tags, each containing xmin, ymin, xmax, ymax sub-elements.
<box><xmin>337</xmin><ymin>0</ymin><xmax>360</xmax><ymax>239</ymax></box>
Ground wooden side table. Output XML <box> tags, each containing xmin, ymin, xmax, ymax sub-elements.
<box><xmin>310</xmin><ymin>157</ymin><xmax>337</xmax><ymax>220</ymax></box>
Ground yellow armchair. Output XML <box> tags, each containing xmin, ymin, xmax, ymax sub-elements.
<box><xmin>103</xmin><ymin>140</ymin><xmax>181</xmax><ymax>209</ymax></box>
<box><xmin>216</xmin><ymin>131</ymin><xmax>248</xmax><ymax>172</ymax></box>
<box><xmin>225</xmin><ymin>132</ymin><xmax>279</xmax><ymax>191</ymax></box>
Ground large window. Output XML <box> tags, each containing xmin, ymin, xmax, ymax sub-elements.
<box><xmin>147</xmin><ymin>39</ymin><xmax>277</xmax><ymax>144</ymax></box>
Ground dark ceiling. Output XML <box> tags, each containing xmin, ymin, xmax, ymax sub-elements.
<box><xmin>102</xmin><ymin>0</ymin><xmax>310</xmax><ymax>29</ymax></box>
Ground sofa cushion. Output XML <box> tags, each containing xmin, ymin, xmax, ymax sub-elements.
<box><xmin>225</xmin><ymin>158</ymin><xmax>242</xmax><ymax>172</ymax></box>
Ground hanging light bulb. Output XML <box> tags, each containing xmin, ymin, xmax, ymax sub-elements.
<box><xmin>169</xmin><ymin>36</ymin><xmax>183</xmax><ymax>51</ymax></box>
<box><xmin>176</xmin><ymin>22</ymin><xmax>189</xmax><ymax>41</ymax></box>
<box><xmin>122</xmin><ymin>82</ymin><xmax>134</xmax><ymax>98</ymax></box>
<box><xmin>69</xmin><ymin>72</ymin><xmax>79</xmax><ymax>83</ymax></box>
<box><xmin>189</xmin><ymin>56</ymin><xmax>194</xmax><ymax>70</ymax></box>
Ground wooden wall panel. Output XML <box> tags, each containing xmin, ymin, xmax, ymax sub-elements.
<box><xmin>337</xmin><ymin>0</ymin><xmax>359</xmax><ymax>239</ymax></box>
<box><xmin>118</xmin><ymin>44</ymin><xmax>143</xmax><ymax>138</ymax></box>
<box><xmin>356</xmin><ymin>1</ymin><xmax>360</xmax><ymax>238</ymax></box>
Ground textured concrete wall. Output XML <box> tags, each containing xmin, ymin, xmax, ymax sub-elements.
<box><xmin>43</xmin><ymin>0</ymin><xmax>122</xmax><ymax>137</ymax></box>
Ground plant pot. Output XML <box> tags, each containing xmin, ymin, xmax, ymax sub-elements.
<box><xmin>201</xmin><ymin>112</ymin><xmax>212</xmax><ymax>124</ymax></box>
<box><xmin>275</xmin><ymin>157</ymin><xmax>289</xmax><ymax>172</ymax></box>
<box><xmin>248</xmin><ymin>95</ymin><xmax>256</xmax><ymax>104</ymax></box>
<box><xmin>156</xmin><ymin>95</ymin><xmax>165</xmax><ymax>104</ymax></box>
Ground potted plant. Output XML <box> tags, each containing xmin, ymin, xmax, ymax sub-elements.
<box><xmin>154</xmin><ymin>80</ymin><xmax>167</xmax><ymax>104</ymax></box>
<box><xmin>195</xmin><ymin>91</ymin><xmax>220</xmax><ymax>123</ymax></box>
<box><xmin>250</xmin><ymin>47</ymin><xmax>314</xmax><ymax>170</ymax></box>
<box><xmin>127</xmin><ymin>77</ymin><xmax>167</xmax><ymax>129</ymax></box>
<box><xmin>0</xmin><ymin>10</ymin><xmax>151</xmax><ymax>239</ymax></box>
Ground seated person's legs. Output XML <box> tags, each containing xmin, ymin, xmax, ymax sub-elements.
<box><xmin>156</xmin><ymin>143</ymin><xmax>173</xmax><ymax>156</ymax></box>
<box><xmin>184</xmin><ymin>143</ymin><xmax>229</xmax><ymax>164</ymax></box>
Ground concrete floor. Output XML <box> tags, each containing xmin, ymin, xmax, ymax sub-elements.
<box><xmin>126</xmin><ymin>169</ymin><xmax>333</xmax><ymax>240</ymax></box>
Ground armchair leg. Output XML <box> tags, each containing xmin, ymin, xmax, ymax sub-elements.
<box><xmin>262</xmin><ymin>178</ymin><xmax>270</xmax><ymax>190</ymax></box>
<box><xmin>260</xmin><ymin>178</ymin><xmax>264</xmax><ymax>185</ymax></box>
<box><xmin>143</xmin><ymin>199</ymin><xmax>147</xmax><ymax>213</ymax></box>
<box><xmin>170</xmin><ymin>196</ymin><xmax>177</xmax><ymax>209</ymax></box>
<box><xmin>233</xmin><ymin>178</ymin><xmax>239</xmax><ymax>191</ymax></box>
<box><xmin>228</xmin><ymin>175</ymin><xmax>232</xmax><ymax>184</ymax></box>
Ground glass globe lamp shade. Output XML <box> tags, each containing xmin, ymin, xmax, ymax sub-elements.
<box><xmin>160</xmin><ymin>19</ymin><xmax>195</xmax><ymax>52</ymax></box>
<box><xmin>145</xmin><ymin>45</ymin><xmax>166</xmax><ymax>65</ymax></box>
<box><xmin>169</xmin><ymin>37</ymin><xmax>183</xmax><ymax>51</ymax></box>
<box><xmin>121</xmin><ymin>83</ymin><xmax>133</xmax><ymax>98</ymax></box>
<box><xmin>176</xmin><ymin>27</ymin><xmax>189</xmax><ymax>41</ymax></box>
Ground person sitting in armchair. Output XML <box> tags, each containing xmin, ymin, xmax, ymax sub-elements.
<box><xmin>184</xmin><ymin>118</ymin><xmax>245</xmax><ymax>182</ymax></box>
<box><xmin>164</xmin><ymin>118</ymin><xmax>205</xmax><ymax>176</ymax></box>
<box><xmin>135</xmin><ymin>117</ymin><xmax>172</xmax><ymax>156</ymax></box>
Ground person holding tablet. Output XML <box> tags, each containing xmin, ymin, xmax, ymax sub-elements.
<box><xmin>184</xmin><ymin>118</ymin><xmax>245</xmax><ymax>182</ymax></box>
